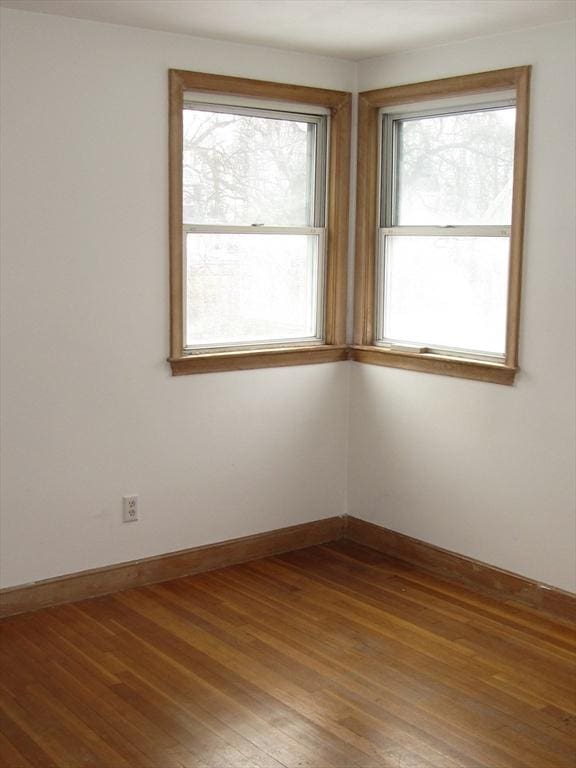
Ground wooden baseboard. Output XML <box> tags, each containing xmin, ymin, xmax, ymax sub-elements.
<box><xmin>0</xmin><ymin>516</ymin><xmax>345</xmax><ymax>618</ymax></box>
<box><xmin>2</xmin><ymin>514</ymin><xmax>574</xmax><ymax>623</ymax></box>
<box><xmin>346</xmin><ymin>516</ymin><xmax>576</xmax><ymax>624</ymax></box>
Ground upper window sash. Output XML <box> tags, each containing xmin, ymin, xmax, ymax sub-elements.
<box><xmin>182</xmin><ymin>102</ymin><xmax>327</xmax><ymax>230</ymax></box>
<box><xmin>183</xmin><ymin>100</ymin><xmax>329</xmax><ymax>228</ymax></box>
<box><xmin>380</xmin><ymin>100</ymin><xmax>517</xmax><ymax>229</ymax></box>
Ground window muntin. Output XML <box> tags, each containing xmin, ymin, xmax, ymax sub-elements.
<box><xmin>376</xmin><ymin>101</ymin><xmax>517</xmax><ymax>361</ymax></box>
<box><xmin>182</xmin><ymin>101</ymin><xmax>327</xmax><ymax>352</ymax></box>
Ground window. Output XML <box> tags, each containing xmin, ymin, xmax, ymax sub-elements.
<box><xmin>169</xmin><ymin>71</ymin><xmax>351</xmax><ymax>375</ymax></box>
<box><xmin>353</xmin><ymin>68</ymin><xmax>530</xmax><ymax>384</ymax></box>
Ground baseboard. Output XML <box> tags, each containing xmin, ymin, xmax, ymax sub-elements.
<box><xmin>2</xmin><ymin>514</ymin><xmax>574</xmax><ymax>623</ymax></box>
<box><xmin>0</xmin><ymin>516</ymin><xmax>345</xmax><ymax>618</ymax></box>
<box><xmin>346</xmin><ymin>516</ymin><xmax>576</xmax><ymax>624</ymax></box>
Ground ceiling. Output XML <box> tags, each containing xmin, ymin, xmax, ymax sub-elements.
<box><xmin>1</xmin><ymin>0</ymin><xmax>574</xmax><ymax>60</ymax></box>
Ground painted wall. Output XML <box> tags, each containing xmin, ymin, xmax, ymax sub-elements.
<box><xmin>0</xmin><ymin>9</ymin><xmax>354</xmax><ymax>588</ymax></box>
<box><xmin>350</xmin><ymin>21</ymin><xmax>576</xmax><ymax>592</ymax></box>
<box><xmin>2</xmin><ymin>10</ymin><xmax>574</xmax><ymax>594</ymax></box>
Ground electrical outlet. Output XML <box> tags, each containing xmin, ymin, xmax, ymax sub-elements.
<box><xmin>122</xmin><ymin>495</ymin><xmax>139</xmax><ymax>523</ymax></box>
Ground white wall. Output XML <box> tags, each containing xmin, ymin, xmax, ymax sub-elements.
<box><xmin>0</xmin><ymin>9</ymin><xmax>354</xmax><ymax>588</ymax></box>
<box><xmin>350</xmin><ymin>21</ymin><xmax>576</xmax><ymax>592</ymax></box>
<box><xmin>2</xmin><ymin>10</ymin><xmax>574</xmax><ymax>594</ymax></box>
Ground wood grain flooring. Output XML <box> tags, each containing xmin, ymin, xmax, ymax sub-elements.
<box><xmin>1</xmin><ymin>541</ymin><xmax>575</xmax><ymax>768</ymax></box>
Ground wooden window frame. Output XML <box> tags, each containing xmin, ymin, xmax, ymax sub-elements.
<box><xmin>169</xmin><ymin>70</ymin><xmax>351</xmax><ymax>376</ymax></box>
<box><xmin>352</xmin><ymin>67</ymin><xmax>531</xmax><ymax>385</ymax></box>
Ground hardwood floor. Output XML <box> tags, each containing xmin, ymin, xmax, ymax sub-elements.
<box><xmin>1</xmin><ymin>541</ymin><xmax>575</xmax><ymax>768</ymax></box>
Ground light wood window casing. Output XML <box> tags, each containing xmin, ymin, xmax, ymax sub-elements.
<box><xmin>353</xmin><ymin>67</ymin><xmax>531</xmax><ymax>385</ymax></box>
<box><xmin>169</xmin><ymin>70</ymin><xmax>351</xmax><ymax>375</ymax></box>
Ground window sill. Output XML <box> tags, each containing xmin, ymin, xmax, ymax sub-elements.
<box><xmin>349</xmin><ymin>345</ymin><xmax>517</xmax><ymax>385</ymax></box>
<box><xmin>170</xmin><ymin>344</ymin><xmax>518</xmax><ymax>382</ymax></box>
<box><xmin>170</xmin><ymin>345</ymin><xmax>349</xmax><ymax>375</ymax></box>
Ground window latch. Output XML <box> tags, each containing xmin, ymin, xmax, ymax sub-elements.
<box><xmin>389</xmin><ymin>343</ymin><xmax>428</xmax><ymax>354</ymax></box>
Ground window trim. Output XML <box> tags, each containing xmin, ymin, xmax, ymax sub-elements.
<box><xmin>352</xmin><ymin>67</ymin><xmax>531</xmax><ymax>385</ymax></box>
<box><xmin>169</xmin><ymin>69</ymin><xmax>351</xmax><ymax>375</ymax></box>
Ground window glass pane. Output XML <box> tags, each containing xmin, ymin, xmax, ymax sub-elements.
<box><xmin>183</xmin><ymin>108</ymin><xmax>317</xmax><ymax>226</ymax></box>
<box><xmin>381</xmin><ymin>236</ymin><xmax>509</xmax><ymax>355</ymax></box>
<box><xmin>185</xmin><ymin>233</ymin><xmax>320</xmax><ymax>347</ymax></box>
<box><xmin>395</xmin><ymin>107</ymin><xmax>516</xmax><ymax>226</ymax></box>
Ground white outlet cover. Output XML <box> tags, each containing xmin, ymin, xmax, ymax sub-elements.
<box><xmin>122</xmin><ymin>495</ymin><xmax>139</xmax><ymax>523</ymax></box>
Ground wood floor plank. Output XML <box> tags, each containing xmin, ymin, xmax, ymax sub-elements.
<box><xmin>98</xmin><ymin>602</ymin><xmax>361</xmax><ymax>767</ymax></box>
<box><xmin>0</xmin><ymin>728</ymin><xmax>36</xmax><ymax>768</ymax></box>
<box><xmin>1</xmin><ymin>542</ymin><xmax>575</xmax><ymax>768</ymax></box>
